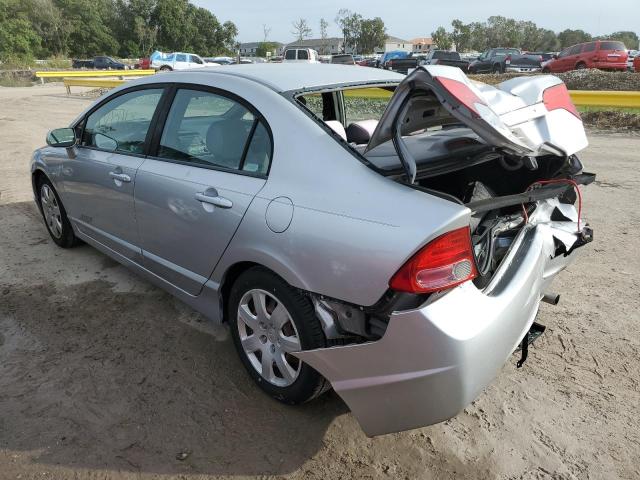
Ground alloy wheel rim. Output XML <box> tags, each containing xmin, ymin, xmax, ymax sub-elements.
<box><xmin>237</xmin><ymin>289</ymin><xmax>302</xmax><ymax>387</ymax></box>
<box><xmin>40</xmin><ymin>184</ymin><xmax>63</xmax><ymax>239</ymax></box>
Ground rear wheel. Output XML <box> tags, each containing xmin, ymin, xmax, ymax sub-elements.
<box><xmin>228</xmin><ymin>267</ymin><xmax>329</xmax><ymax>404</ymax></box>
<box><xmin>37</xmin><ymin>177</ymin><xmax>79</xmax><ymax>248</ymax></box>
<box><xmin>160</xmin><ymin>65</ymin><xmax>172</xmax><ymax>71</ymax></box>
<box><xmin>493</xmin><ymin>64</ymin><xmax>503</xmax><ymax>74</ymax></box>
<box><xmin>576</xmin><ymin>62</ymin><xmax>587</xmax><ymax>70</ymax></box>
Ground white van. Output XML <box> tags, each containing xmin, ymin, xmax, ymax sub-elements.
<box><xmin>152</xmin><ymin>52</ymin><xmax>216</xmax><ymax>71</ymax></box>
<box><xmin>283</xmin><ymin>47</ymin><xmax>320</xmax><ymax>63</ymax></box>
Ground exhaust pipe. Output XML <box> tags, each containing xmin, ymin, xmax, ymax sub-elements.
<box><xmin>542</xmin><ymin>292</ymin><xmax>560</xmax><ymax>305</ymax></box>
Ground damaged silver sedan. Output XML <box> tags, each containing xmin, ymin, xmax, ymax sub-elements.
<box><xmin>31</xmin><ymin>64</ymin><xmax>594</xmax><ymax>436</ymax></box>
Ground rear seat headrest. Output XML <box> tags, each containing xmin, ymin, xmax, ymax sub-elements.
<box><xmin>346</xmin><ymin>119</ymin><xmax>379</xmax><ymax>145</ymax></box>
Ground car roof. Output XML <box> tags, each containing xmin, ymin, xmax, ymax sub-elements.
<box><xmin>186</xmin><ymin>63</ymin><xmax>405</xmax><ymax>93</ymax></box>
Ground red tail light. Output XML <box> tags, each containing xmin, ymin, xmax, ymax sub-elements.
<box><xmin>505</xmin><ymin>55</ymin><xmax>512</xmax><ymax>65</ymax></box>
<box><xmin>390</xmin><ymin>227</ymin><xmax>478</xmax><ymax>294</ymax></box>
<box><xmin>543</xmin><ymin>83</ymin><xmax>581</xmax><ymax>119</ymax></box>
<box><xmin>434</xmin><ymin>76</ymin><xmax>487</xmax><ymax>118</ymax></box>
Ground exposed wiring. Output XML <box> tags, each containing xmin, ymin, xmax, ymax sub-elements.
<box><xmin>526</xmin><ymin>178</ymin><xmax>582</xmax><ymax>233</ymax></box>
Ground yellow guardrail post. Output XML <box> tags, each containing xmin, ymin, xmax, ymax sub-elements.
<box><xmin>63</xmin><ymin>78</ymin><xmax>126</xmax><ymax>94</ymax></box>
<box><xmin>568</xmin><ymin>90</ymin><xmax>640</xmax><ymax>109</ymax></box>
<box><xmin>36</xmin><ymin>69</ymin><xmax>155</xmax><ymax>79</ymax></box>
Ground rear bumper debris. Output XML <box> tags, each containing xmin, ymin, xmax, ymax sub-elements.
<box><xmin>296</xmin><ymin>206</ymin><xmax>590</xmax><ymax>436</ymax></box>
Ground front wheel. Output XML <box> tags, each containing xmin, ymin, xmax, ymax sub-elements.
<box><xmin>159</xmin><ymin>65</ymin><xmax>172</xmax><ymax>71</ymax></box>
<box><xmin>37</xmin><ymin>177</ymin><xmax>79</xmax><ymax>248</ymax></box>
<box><xmin>493</xmin><ymin>64</ymin><xmax>503</xmax><ymax>74</ymax></box>
<box><xmin>229</xmin><ymin>267</ymin><xmax>329</xmax><ymax>404</ymax></box>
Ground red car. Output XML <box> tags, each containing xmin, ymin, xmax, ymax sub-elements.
<box><xmin>136</xmin><ymin>57</ymin><xmax>151</xmax><ymax>70</ymax></box>
<box><xmin>542</xmin><ymin>40</ymin><xmax>628</xmax><ymax>73</ymax></box>
<box><xmin>635</xmin><ymin>55</ymin><xmax>640</xmax><ymax>72</ymax></box>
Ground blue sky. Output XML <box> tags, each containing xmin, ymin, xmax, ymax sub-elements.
<box><xmin>193</xmin><ymin>0</ymin><xmax>636</xmax><ymax>43</ymax></box>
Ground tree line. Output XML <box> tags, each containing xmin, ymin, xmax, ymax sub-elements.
<box><xmin>431</xmin><ymin>16</ymin><xmax>638</xmax><ymax>52</ymax></box>
<box><xmin>287</xmin><ymin>10</ymin><xmax>387</xmax><ymax>55</ymax></box>
<box><xmin>0</xmin><ymin>0</ymin><xmax>238</xmax><ymax>62</ymax></box>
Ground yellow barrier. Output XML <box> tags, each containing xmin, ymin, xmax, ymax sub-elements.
<box><xmin>63</xmin><ymin>77</ymin><xmax>125</xmax><ymax>94</ymax></box>
<box><xmin>569</xmin><ymin>90</ymin><xmax>640</xmax><ymax>109</ymax></box>
<box><xmin>36</xmin><ymin>69</ymin><xmax>155</xmax><ymax>78</ymax></box>
<box><xmin>346</xmin><ymin>87</ymin><xmax>640</xmax><ymax>109</ymax></box>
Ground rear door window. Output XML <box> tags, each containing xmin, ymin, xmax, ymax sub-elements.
<box><xmin>569</xmin><ymin>45</ymin><xmax>583</xmax><ymax>55</ymax></box>
<box><xmin>583</xmin><ymin>42</ymin><xmax>596</xmax><ymax>52</ymax></box>
<box><xmin>599</xmin><ymin>41</ymin><xmax>625</xmax><ymax>51</ymax></box>
<box><xmin>285</xmin><ymin>49</ymin><xmax>297</xmax><ymax>60</ymax></box>
<box><xmin>175</xmin><ymin>54</ymin><xmax>187</xmax><ymax>63</ymax></box>
<box><xmin>158</xmin><ymin>89</ymin><xmax>271</xmax><ymax>174</ymax></box>
<box><xmin>82</xmin><ymin>88</ymin><xmax>163</xmax><ymax>154</ymax></box>
<box><xmin>298</xmin><ymin>49</ymin><xmax>309</xmax><ymax>60</ymax></box>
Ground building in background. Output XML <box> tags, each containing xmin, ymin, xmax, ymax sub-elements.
<box><xmin>411</xmin><ymin>37</ymin><xmax>433</xmax><ymax>53</ymax></box>
<box><xmin>239</xmin><ymin>42</ymin><xmax>284</xmax><ymax>57</ymax></box>
<box><xmin>376</xmin><ymin>36</ymin><xmax>413</xmax><ymax>54</ymax></box>
<box><xmin>284</xmin><ymin>38</ymin><xmax>350</xmax><ymax>56</ymax></box>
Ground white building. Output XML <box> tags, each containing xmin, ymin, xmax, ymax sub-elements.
<box><xmin>239</xmin><ymin>42</ymin><xmax>284</xmax><ymax>57</ymax></box>
<box><xmin>284</xmin><ymin>38</ymin><xmax>351</xmax><ymax>56</ymax></box>
<box><xmin>378</xmin><ymin>36</ymin><xmax>413</xmax><ymax>54</ymax></box>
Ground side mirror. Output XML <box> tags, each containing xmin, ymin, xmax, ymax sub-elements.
<box><xmin>46</xmin><ymin>128</ymin><xmax>76</xmax><ymax>148</ymax></box>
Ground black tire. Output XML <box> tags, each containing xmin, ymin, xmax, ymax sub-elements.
<box><xmin>37</xmin><ymin>176</ymin><xmax>79</xmax><ymax>248</ymax></box>
<box><xmin>160</xmin><ymin>65</ymin><xmax>172</xmax><ymax>71</ymax></box>
<box><xmin>493</xmin><ymin>64</ymin><xmax>503</xmax><ymax>74</ymax></box>
<box><xmin>576</xmin><ymin>62</ymin><xmax>587</xmax><ymax>70</ymax></box>
<box><xmin>542</xmin><ymin>67</ymin><xmax>551</xmax><ymax>73</ymax></box>
<box><xmin>228</xmin><ymin>267</ymin><xmax>329</xmax><ymax>404</ymax></box>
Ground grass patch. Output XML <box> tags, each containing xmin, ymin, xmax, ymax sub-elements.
<box><xmin>0</xmin><ymin>76</ymin><xmax>33</xmax><ymax>87</ymax></box>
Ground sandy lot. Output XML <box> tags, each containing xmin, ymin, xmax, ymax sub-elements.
<box><xmin>0</xmin><ymin>84</ymin><xmax>639</xmax><ymax>480</ymax></box>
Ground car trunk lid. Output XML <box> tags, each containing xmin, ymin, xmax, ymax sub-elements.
<box><xmin>365</xmin><ymin>65</ymin><xmax>588</xmax><ymax>182</ymax></box>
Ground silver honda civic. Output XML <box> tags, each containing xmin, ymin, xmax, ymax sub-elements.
<box><xmin>31</xmin><ymin>64</ymin><xmax>594</xmax><ymax>436</ymax></box>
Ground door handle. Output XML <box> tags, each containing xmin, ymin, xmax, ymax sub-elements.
<box><xmin>195</xmin><ymin>190</ymin><xmax>233</xmax><ymax>209</ymax></box>
<box><xmin>109</xmin><ymin>171</ymin><xmax>131</xmax><ymax>183</ymax></box>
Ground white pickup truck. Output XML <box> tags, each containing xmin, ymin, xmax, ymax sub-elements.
<box><xmin>151</xmin><ymin>52</ymin><xmax>218</xmax><ymax>71</ymax></box>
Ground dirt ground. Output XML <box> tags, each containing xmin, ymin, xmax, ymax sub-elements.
<box><xmin>0</xmin><ymin>84</ymin><xmax>639</xmax><ymax>480</ymax></box>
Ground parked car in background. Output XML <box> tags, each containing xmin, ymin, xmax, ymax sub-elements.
<box><xmin>283</xmin><ymin>47</ymin><xmax>320</xmax><ymax>63</ymax></box>
<box><xmin>34</xmin><ymin>64</ymin><xmax>593</xmax><ymax>437</ymax></box>
<box><xmin>525</xmin><ymin>52</ymin><xmax>555</xmax><ymax>62</ymax></box>
<box><xmin>137</xmin><ymin>57</ymin><xmax>151</xmax><ymax>70</ymax></box>
<box><xmin>72</xmin><ymin>56</ymin><xmax>129</xmax><ymax>70</ymax></box>
<box><xmin>379</xmin><ymin>50</ymin><xmax>410</xmax><ymax>69</ymax></box>
<box><xmin>205</xmin><ymin>56</ymin><xmax>234</xmax><ymax>65</ymax></box>
<box><xmin>542</xmin><ymin>40</ymin><xmax>628</xmax><ymax>73</ymax></box>
<box><xmin>357</xmin><ymin>58</ymin><xmax>378</xmax><ymax>68</ymax></box>
<box><xmin>627</xmin><ymin>50</ymin><xmax>638</xmax><ymax>71</ymax></box>
<box><xmin>389</xmin><ymin>50</ymin><xmax>469</xmax><ymax>74</ymax></box>
<box><xmin>635</xmin><ymin>55</ymin><xmax>640</xmax><ymax>72</ymax></box>
<box><xmin>152</xmin><ymin>52</ymin><xmax>210</xmax><ymax>71</ymax></box>
<box><xmin>468</xmin><ymin>48</ymin><xmax>542</xmax><ymax>73</ymax></box>
<box><xmin>269</xmin><ymin>56</ymin><xmax>283</xmax><ymax>63</ymax></box>
<box><xmin>331</xmin><ymin>54</ymin><xmax>356</xmax><ymax>65</ymax></box>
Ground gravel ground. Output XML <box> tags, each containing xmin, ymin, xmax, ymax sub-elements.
<box><xmin>0</xmin><ymin>84</ymin><xmax>639</xmax><ymax>480</ymax></box>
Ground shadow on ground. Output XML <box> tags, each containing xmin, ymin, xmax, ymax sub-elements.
<box><xmin>0</xmin><ymin>202</ymin><xmax>347</xmax><ymax>476</ymax></box>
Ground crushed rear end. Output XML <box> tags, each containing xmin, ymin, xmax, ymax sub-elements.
<box><xmin>295</xmin><ymin>66</ymin><xmax>594</xmax><ymax>436</ymax></box>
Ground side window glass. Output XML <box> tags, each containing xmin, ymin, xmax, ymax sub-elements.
<box><xmin>559</xmin><ymin>48</ymin><xmax>570</xmax><ymax>58</ymax></box>
<box><xmin>176</xmin><ymin>54</ymin><xmax>187</xmax><ymax>62</ymax></box>
<box><xmin>583</xmin><ymin>42</ymin><xmax>596</xmax><ymax>52</ymax></box>
<box><xmin>192</xmin><ymin>55</ymin><xmax>203</xmax><ymax>64</ymax></box>
<box><xmin>569</xmin><ymin>45</ymin><xmax>583</xmax><ymax>55</ymax></box>
<box><xmin>82</xmin><ymin>89</ymin><xmax>163</xmax><ymax>154</ymax></box>
<box><xmin>285</xmin><ymin>49</ymin><xmax>296</xmax><ymax>60</ymax></box>
<box><xmin>158</xmin><ymin>89</ymin><xmax>261</xmax><ymax>171</ymax></box>
<box><xmin>298</xmin><ymin>49</ymin><xmax>309</xmax><ymax>60</ymax></box>
<box><xmin>242</xmin><ymin>121</ymin><xmax>272</xmax><ymax>174</ymax></box>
